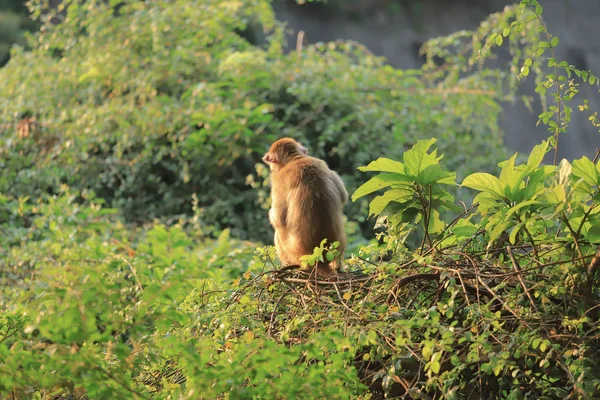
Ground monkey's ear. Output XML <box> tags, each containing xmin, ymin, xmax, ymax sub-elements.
<box><xmin>262</xmin><ymin>152</ymin><xmax>278</xmax><ymax>164</ymax></box>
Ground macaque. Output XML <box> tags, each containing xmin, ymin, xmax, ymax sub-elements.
<box><xmin>262</xmin><ymin>138</ymin><xmax>348</xmax><ymax>276</ymax></box>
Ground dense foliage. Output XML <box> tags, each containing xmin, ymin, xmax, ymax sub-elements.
<box><xmin>0</xmin><ymin>0</ymin><xmax>510</xmax><ymax>242</ymax></box>
<box><xmin>1</xmin><ymin>0</ymin><xmax>600</xmax><ymax>399</ymax></box>
<box><xmin>0</xmin><ymin>0</ymin><xmax>34</xmax><ymax>66</ymax></box>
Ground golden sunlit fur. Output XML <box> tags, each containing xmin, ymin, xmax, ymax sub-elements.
<box><xmin>263</xmin><ymin>138</ymin><xmax>348</xmax><ymax>276</ymax></box>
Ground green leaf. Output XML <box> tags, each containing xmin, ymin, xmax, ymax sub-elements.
<box><xmin>427</xmin><ymin>209</ymin><xmax>445</xmax><ymax>234</ymax></box>
<box><xmin>509</xmin><ymin>219</ymin><xmax>529</xmax><ymax>244</ymax></box>
<box><xmin>430</xmin><ymin>360</ymin><xmax>441</xmax><ymax>374</ymax></box>
<box><xmin>403</xmin><ymin>138</ymin><xmax>440</xmax><ymax>176</ymax></box>
<box><xmin>351</xmin><ymin>173</ymin><xmax>412</xmax><ymax>202</ymax></box>
<box><xmin>496</xmin><ymin>35</ymin><xmax>503</xmax><ymax>47</ymax></box>
<box><xmin>527</xmin><ymin>141</ymin><xmax>549</xmax><ymax>169</ymax></box>
<box><xmin>504</xmin><ymin>141</ymin><xmax>550</xmax><ymax>199</ymax></box>
<box><xmin>416</xmin><ymin>165</ymin><xmax>456</xmax><ymax>186</ymax></box>
<box><xmin>452</xmin><ymin>222</ymin><xmax>478</xmax><ymax>238</ymax></box>
<box><xmin>488</xmin><ymin>220</ymin><xmax>511</xmax><ymax>246</ymax></box>
<box><xmin>550</xmin><ymin>37</ymin><xmax>559</xmax><ymax>47</ymax></box>
<box><xmin>572</xmin><ymin>157</ymin><xmax>599</xmax><ymax>187</ymax></box>
<box><xmin>462</xmin><ymin>173</ymin><xmax>504</xmax><ymax>198</ymax></box>
<box><xmin>585</xmin><ymin>224</ymin><xmax>600</xmax><ymax>244</ymax></box>
<box><xmin>498</xmin><ymin>154</ymin><xmax>520</xmax><ymax>196</ymax></box>
<box><xmin>358</xmin><ymin>158</ymin><xmax>405</xmax><ymax>173</ymax></box>
<box><xmin>368</xmin><ymin>189</ymin><xmax>413</xmax><ymax>217</ymax></box>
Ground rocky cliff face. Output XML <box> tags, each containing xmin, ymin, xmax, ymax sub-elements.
<box><xmin>274</xmin><ymin>0</ymin><xmax>599</xmax><ymax>160</ymax></box>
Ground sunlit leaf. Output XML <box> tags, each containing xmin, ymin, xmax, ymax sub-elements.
<box><xmin>462</xmin><ymin>173</ymin><xmax>504</xmax><ymax>197</ymax></box>
<box><xmin>352</xmin><ymin>174</ymin><xmax>412</xmax><ymax>202</ymax></box>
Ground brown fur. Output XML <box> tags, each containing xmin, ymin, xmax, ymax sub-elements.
<box><xmin>263</xmin><ymin>138</ymin><xmax>348</xmax><ymax>276</ymax></box>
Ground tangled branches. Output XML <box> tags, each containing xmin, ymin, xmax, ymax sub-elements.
<box><xmin>226</xmin><ymin>246</ymin><xmax>600</xmax><ymax>399</ymax></box>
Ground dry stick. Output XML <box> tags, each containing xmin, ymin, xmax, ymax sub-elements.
<box><xmin>355</xmin><ymin>86</ymin><xmax>497</xmax><ymax>96</ymax></box>
<box><xmin>278</xmin><ymin>276</ymin><xmax>310</xmax><ymax>309</ymax></box>
<box><xmin>386</xmin><ymin>273</ymin><xmax>441</xmax><ymax>304</ymax></box>
<box><xmin>117</xmin><ymin>255</ymin><xmax>143</xmax><ymax>293</ymax></box>
<box><xmin>456</xmin><ymin>271</ymin><xmax>472</xmax><ymax>306</ymax></box>
<box><xmin>450</xmin><ymin>252</ymin><xmax>593</xmax><ymax>278</ymax></box>
<box><xmin>226</xmin><ymin>267</ymin><xmax>289</xmax><ymax>308</ymax></box>
<box><xmin>507</xmin><ymin>246</ymin><xmax>538</xmax><ymax>313</ymax></box>
<box><xmin>283</xmin><ymin>276</ymin><xmax>373</xmax><ymax>286</ymax></box>
<box><xmin>592</xmin><ymin>147</ymin><xmax>600</xmax><ymax>163</ymax></box>
<box><xmin>562</xmin><ymin>214</ymin><xmax>585</xmax><ymax>266</ymax></box>
<box><xmin>268</xmin><ymin>293</ymin><xmax>288</xmax><ymax>337</ymax></box>
<box><xmin>461</xmin><ymin>252</ymin><xmax>531</xmax><ymax>328</ymax></box>
<box><xmin>332</xmin><ymin>283</ymin><xmax>361</xmax><ymax>317</ymax></box>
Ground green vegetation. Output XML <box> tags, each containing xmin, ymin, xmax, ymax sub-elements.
<box><xmin>0</xmin><ymin>0</ymin><xmax>35</xmax><ymax>66</ymax></box>
<box><xmin>1</xmin><ymin>0</ymin><xmax>599</xmax><ymax>398</ymax></box>
<box><xmin>0</xmin><ymin>0</ymin><xmax>508</xmax><ymax>242</ymax></box>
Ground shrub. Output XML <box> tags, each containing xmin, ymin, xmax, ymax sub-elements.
<box><xmin>3</xmin><ymin>0</ymin><xmax>599</xmax><ymax>398</ymax></box>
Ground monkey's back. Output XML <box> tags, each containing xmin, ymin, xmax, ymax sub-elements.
<box><xmin>275</xmin><ymin>157</ymin><xmax>345</xmax><ymax>254</ymax></box>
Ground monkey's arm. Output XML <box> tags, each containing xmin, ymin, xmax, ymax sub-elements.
<box><xmin>331</xmin><ymin>172</ymin><xmax>348</xmax><ymax>205</ymax></box>
<box><xmin>269</xmin><ymin>199</ymin><xmax>288</xmax><ymax>229</ymax></box>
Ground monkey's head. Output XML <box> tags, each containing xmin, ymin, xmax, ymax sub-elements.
<box><xmin>262</xmin><ymin>138</ymin><xmax>308</xmax><ymax>171</ymax></box>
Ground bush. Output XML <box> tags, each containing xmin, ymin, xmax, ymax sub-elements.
<box><xmin>2</xmin><ymin>139</ymin><xmax>599</xmax><ymax>399</ymax></box>
<box><xmin>0</xmin><ymin>0</ymin><xmax>510</xmax><ymax>242</ymax></box>
<box><xmin>3</xmin><ymin>0</ymin><xmax>600</xmax><ymax>398</ymax></box>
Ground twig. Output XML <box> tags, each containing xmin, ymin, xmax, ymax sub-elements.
<box><xmin>117</xmin><ymin>255</ymin><xmax>143</xmax><ymax>293</ymax></box>
<box><xmin>507</xmin><ymin>246</ymin><xmax>538</xmax><ymax>312</ymax></box>
<box><xmin>592</xmin><ymin>148</ymin><xmax>600</xmax><ymax>163</ymax></box>
<box><xmin>386</xmin><ymin>273</ymin><xmax>440</xmax><ymax>304</ymax></box>
<box><xmin>354</xmin><ymin>86</ymin><xmax>497</xmax><ymax>96</ymax></box>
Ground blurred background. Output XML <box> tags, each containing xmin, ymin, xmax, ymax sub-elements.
<box><xmin>3</xmin><ymin>0</ymin><xmax>596</xmax><ymax>159</ymax></box>
<box><xmin>274</xmin><ymin>0</ymin><xmax>600</xmax><ymax>160</ymax></box>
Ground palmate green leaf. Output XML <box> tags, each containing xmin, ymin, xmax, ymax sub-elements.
<box><xmin>462</xmin><ymin>173</ymin><xmax>504</xmax><ymax>198</ymax></box>
<box><xmin>403</xmin><ymin>138</ymin><xmax>440</xmax><ymax>177</ymax></box>
<box><xmin>351</xmin><ymin>173</ymin><xmax>412</xmax><ymax>202</ymax></box>
<box><xmin>509</xmin><ymin>141</ymin><xmax>550</xmax><ymax>199</ymax></box>
<box><xmin>367</xmin><ymin>188</ymin><xmax>413</xmax><ymax>217</ymax></box>
<box><xmin>571</xmin><ymin>157</ymin><xmax>599</xmax><ymax>187</ymax></box>
<box><xmin>516</xmin><ymin>167</ymin><xmax>554</xmax><ymax>202</ymax></box>
<box><xmin>498</xmin><ymin>153</ymin><xmax>520</xmax><ymax>198</ymax></box>
<box><xmin>357</xmin><ymin>158</ymin><xmax>405</xmax><ymax>174</ymax></box>
<box><xmin>416</xmin><ymin>164</ymin><xmax>456</xmax><ymax>186</ymax></box>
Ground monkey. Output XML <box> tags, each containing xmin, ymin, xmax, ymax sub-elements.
<box><xmin>262</xmin><ymin>138</ymin><xmax>348</xmax><ymax>277</ymax></box>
